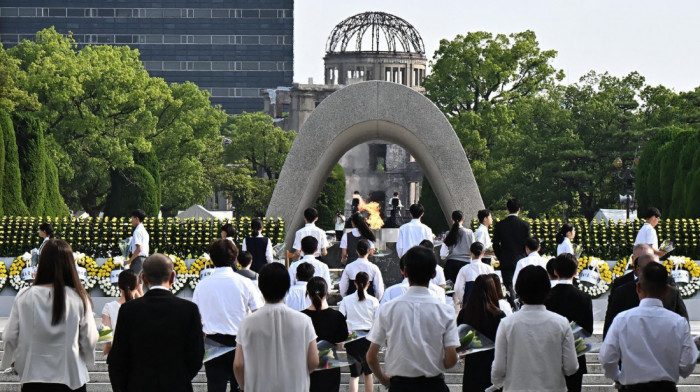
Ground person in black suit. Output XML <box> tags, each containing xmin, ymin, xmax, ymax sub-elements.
<box><xmin>545</xmin><ymin>254</ymin><xmax>593</xmax><ymax>392</ymax></box>
<box><xmin>609</xmin><ymin>244</ymin><xmax>654</xmax><ymax>295</ymax></box>
<box><xmin>492</xmin><ymin>199</ymin><xmax>531</xmax><ymax>302</ymax></box>
<box><xmin>108</xmin><ymin>254</ymin><xmax>204</xmax><ymax>392</ymax></box>
<box><xmin>603</xmin><ymin>253</ymin><xmax>688</xmax><ymax>338</ymax></box>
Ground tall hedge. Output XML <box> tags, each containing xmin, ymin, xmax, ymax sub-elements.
<box><xmin>636</xmin><ymin>127</ymin><xmax>677</xmax><ymax>212</ymax></box>
<box><xmin>134</xmin><ymin>150</ymin><xmax>162</xmax><ymax>210</ymax></box>
<box><xmin>419</xmin><ymin>176</ymin><xmax>449</xmax><ymax>233</ymax></box>
<box><xmin>658</xmin><ymin>131</ymin><xmax>691</xmax><ymax>215</ymax></box>
<box><xmin>314</xmin><ymin>163</ymin><xmax>346</xmax><ymax>229</ymax></box>
<box><xmin>103</xmin><ymin>165</ymin><xmax>159</xmax><ymax>217</ymax></box>
<box><xmin>43</xmin><ymin>159</ymin><xmax>70</xmax><ymax>216</ymax></box>
<box><xmin>0</xmin><ymin>110</ymin><xmax>4</xmax><ymax>216</ymax></box>
<box><xmin>670</xmin><ymin>132</ymin><xmax>700</xmax><ymax>217</ymax></box>
<box><xmin>14</xmin><ymin>114</ymin><xmax>47</xmax><ymax>216</ymax></box>
<box><xmin>0</xmin><ymin>111</ymin><xmax>28</xmax><ymax>215</ymax></box>
<box><xmin>686</xmin><ymin>168</ymin><xmax>700</xmax><ymax>218</ymax></box>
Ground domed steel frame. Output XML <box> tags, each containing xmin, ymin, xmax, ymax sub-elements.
<box><xmin>326</xmin><ymin>11</ymin><xmax>425</xmax><ymax>54</ymax></box>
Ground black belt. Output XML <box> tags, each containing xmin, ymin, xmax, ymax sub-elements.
<box><xmin>391</xmin><ymin>374</ymin><xmax>444</xmax><ymax>382</ymax></box>
<box><xmin>624</xmin><ymin>380</ymin><xmax>676</xmax><ymax>392</ymax></box>
<box><xmin>207</xmin><ymin>333</ymin><xmax>237</xmax><ymax>347</ymax></box>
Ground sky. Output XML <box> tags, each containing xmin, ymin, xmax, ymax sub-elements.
<box><xmin>294</xmin><ymin>0</ymin><xmax>700</xmax><ymax>92</ymax></box>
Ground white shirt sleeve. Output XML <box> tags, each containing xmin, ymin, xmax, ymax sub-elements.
<box><xmin>679</xmin><ymin>317</ymin><xmax>699</xmax><ymax>378</ymax></box>
<box><xmin>440</xmin><ymin>243</ymin><xmax>449</xmax><ymax>259</ymax></box>
<box><xmin>443</xmin><ymin>308</ymin><xmax>460</xmax><ymax>348</ymax></box>
<box><xmin>562</xmin><ymin>322</ymin><xmax>579</xmax><ymax>376</ymax></box>
<box><xmin>288</xmin><ymin>262</ymin><xmax>298</xmax><ymax>286</ymax></box>
<box><xmin>241</xmin><ymin>239</ymin><xmax>247</xmax><ymax>252</ymax></box>
<box><xmin>340</xmin><ymin>232</ymin><xmax>348</xmax><ymax>249</ymax></box>
<box><xmin>367</xmin><ymin>306</ymin><xmax>387</xmax><ymax>346</ymax></box>
<box><xmin>373</xmin><ymin>266</ymin><xmax>384</xmax><ymax>301</ymax></box>
<box><xmin>432</xmin><ymin>265</ymin><xmax>446</xmax><ymax>286</ymax></box>
<box><xmin>396</xmin><ymin>228</ymin><xmax>406</xmax><ymax>258</ymax></box>
<box><xmin>599</xmin><ymin>317</ymin><xmax>622</xmax><ymax>381</ymax></box>
<box><xmin>318</xmin><ymin>228</ymin><xmax>329</xmax><ymax>250</ymax></box>
<box><xmin>292</xmin><ymin>231</ymin><xmax>302</xmax><ymax>252</ymax></box>
<box><xmin>338</xmin><ymin>299</ymin><xmax>347</xmax><ymax>316</ymax></box>
<box><xmin>513</xmin><ymin>262</ymin><xmax>523</xmax><ymax>293</ymax></box>
<box><xmin>321</xmin><ymin>265</ymin><xmax>332</xmax><ymax>290</ymax></box>
<box><xmin>454</xmin><ymin>269</ymin><xmax>466</xmax><ymax>306</ymax></box>
<box><xmin>265</xmin><ymin>239</ymin><xmax>274</xmax><ymax>263</ymax></box>
<box><xmin>246</xmin><ymin>280</ymin><xmax>263</xmax><ymax>311</ymax></box>
<box><xmin>491</xmin><ymin>319</ymin><xmax>507</xmax><ymax>387</ymax></box>
<box><xmin>339</xmin><ymin>269</ymin><xmax>350</xmax><ymax>297</ymax></box>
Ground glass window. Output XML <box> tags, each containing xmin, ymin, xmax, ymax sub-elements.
<box><xmin>162</xmin><ymin>9</ymin><xmax>179</xmax><ymax>17</ymax></box>
<box><xmin>97</xmin><ymin>35</ymin><xmax>114</xmax><ymax>44</ymax></box>
<box><xmin>241</xmin><ymin>36</ymin><xmax>258</xmax><ymax>45</ymax></box>
<box><xmin>49</xmin><ymin>8</ymin><xmax>66</xmax><ymax>17</ymax></box>
<box><xmin>211</xmin><ymin>35</ymin><xmax>229</xmax><ymax>44</ymax></box>
<box><xmin>283</xmin><ymin>35</ymin><xmax>292</xmax><ymax>45</ymax></box>
<box><xmin>0</xmin><ymin>8</ymin><xmax>20</xmax><ymax>17</ymax></box>
<box><xmin>259</xmin><ymin>36</ymin><xmax>277</xmax><ymax>45</ymax></box>
<box><xmin>144</xmin><ymin>35</ymin><xmax>161</xmax><ymax>44</ymax></box>
<box><xmin>241</xmin><ymin>9</ymin><xmax>259</xmax><ymax>18</ymax></box>
<box><xmin>142</xmin><ymin>62</ymin><xmax>161</xmax><ymax>71</ymax></box>
<box><xmin>114</xmin><ymin>35</ymin><xmax>132</xmax><ymax>44</ymax></box>
<box><xmin>66</xmin><ymin>8</ymin><xmax>83</xmax><ymax>17</ymax></box>
<box><xmin>211</xmin><ymin>88</ymin><xmax>228</xmax><ymax>97</ymax></box>
<box><xmin>193</xmin><ymin>62</ymin><xmax>211</xmax><ymax>71</ymax></box>
<box><xmin>240</xmin><ymin>88</ymin><xmax>260</xmax><ymax>97</ymax></box>
<box><xmin>259</xmin><ymin>62</ymin><xmax>277</xmax><ymax>71</ymax></box>
<box><xmin>232</xmin><ymin>9</ymin><xmax>242</xmax><ymax>18</ymax></box>
<box><xmin>163</xmin><ymin>62</ymin><xmax>181</xmax><ymax>70</ymax></box>
<box><xmin>163</xmin><ymin>35</ymin><xmax>180</xmax><ymax>44</ymax></box>
<box><xmin>145</xmin><ymin>9</ymin><xmax>163</xmax><ymax>18</ymax></box>
<box><xmin>193</xmin><ymin>9</ymin><xmax>210</xmax><ymax>18</ymax></box>
<box><xmin>0</xmin><ymin>35</ymin><xmax>19</xmax><ymax>43</ymax></box>
<box><xmin>193</xmin><ymin>36</ymin><xmax>211</xmax><ymax>44</ymax></box>
<box><xmin>115</xmin><ymin>9</ymin><xmax>131</xmax><ymax>17</ymax></box>
<box><xmin>241</xmin><ymin>62</ymin><xmax>259</xmax><ymax>71</ymax></box>
<box><xmin>18</xmin><ymin>8</ymin><xmax>36</xmax><ymax>17</ymax></box>
<box><xmin>212</xmin><ymin>9</ymin><xmax>228</xmax><ymax>18</ymax></box>
<box><xmin>97</xmin><ymin>8</ymin><xmax>114</xmax><ymax>17</ymax></box>
<box><xmin>211</xmin><ymin>61</ymin><xmax>229</xmax><ymax>70</ymax></box>
<box><xmin>260</xmin><ymin>9</ymin><xmax>277</xmax><ymax>18</ymax></box>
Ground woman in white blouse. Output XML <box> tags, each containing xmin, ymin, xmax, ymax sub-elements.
<box><xmin>1</xmin><ymin>239</ymin><xmax>98</xmax><ymax>392</ymax></box>
<box><xmin>37</xmin><ymin>222</ymin><xmax>55</xmax><ymax>255</ymax></box>
<box><xmin>101</xmin><ymin>269</ymin><xmax>140</xmax><ymax>355</ymax></box>
<box><xmin>556</xmin><ymin>224</ymin><xmax>576</xmax><ymax>256</ymax></box>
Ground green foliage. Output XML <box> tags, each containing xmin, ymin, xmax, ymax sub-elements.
<box><xmin>0</xmin><ymin>111</ymin><xmax>4</xmax><ymax>216</ymax></box>
<box><xmin>686</xmin><ymin>169</ymin><xmax>700</xmax><ymax>218</ymax></box>
<box><xmin>134</xmin><ymin>149</ymin><xmax>162</xmax><ymax>211</ymax></box>
<box><xmin>669</xmin><ymin>133</ymin><xmax>700</xmax><ymax>217</ymax></box>
<box><xmin>314</xmin><ymin>164</ymin><xmax>346</xmax><ymax>229</ymax></box>
<box><xmin>43</xmin><ymin>158</ymin><xmax>69</xmax><ymax>216</ymax></box>
<box><xmin>0</xmin><ymin>216</ymin><xmax>285</xmax><ymax>258</ymax></box>
<box><xmin>0</xmin><ymin>111</ymin><xmax>28</xmax><ymax>215</ymax></box>
<box><xmin>103</xmin><ymin>166</ymin><xmax>159</xmax><ymax>218</ymax></box>
<box><xmin>419</xmin><ymin>176</ymin><xmax>449</xmax><ymax>233</ymax></box>
<box><xmin>636</xmin><ymin>128</ymin><xmax>678</xmax><ymax>211</ymax></box>
<box><xmin>14</xmin><ymin>113</ymin><xmax>47</xmax><ymax>215</ymax></box>
<box><xmin>658</xmin><ymin>132</ymin><xmax>691</xmax><ymax>215</ymax></box>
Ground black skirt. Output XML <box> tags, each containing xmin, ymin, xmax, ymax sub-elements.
<box><xmin>310</xmin><ymin>368</ymin><xmax>341</xmax><ymax>392</ymax></box>
<box><xmin>345</xmin><ymin>337</ymin><xmax>373</xmax><ymax>377</ymax></box>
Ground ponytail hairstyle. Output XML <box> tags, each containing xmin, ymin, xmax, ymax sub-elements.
<box><xmin>443</xmin><ymin>210</ymin><xmax>464</xmax><ymax>247</ymax></box>
<box><xmin>354</xmin><ymin>271</ymin><xmax>369</xmax><ymax>301</ymax></box>
<box><xmin>306</xmin><ymin>276</ymin><xmax>327</xmax><ymax>311</ymax></box>
<box><xmin>118</xmin><ymin>269</ymin><xmax>138</xmax><ymax>302</ymax></box>
<box><xmin>39</xmin><ymin>222</ymin><xmax>55</xmax><ymax>239</ymax></box>
<box><xmin>351</xmin><ymin>212</ymin><xmax>376</xmax><ymax>242</ymax></box>
<box><xmin>556</xmin><ymin>223</ymin><xmax>575</xmax><ymax>245</ymax></box>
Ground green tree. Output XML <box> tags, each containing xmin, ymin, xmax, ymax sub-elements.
<box><xmin>134</xmin><ymin>149</ymin><xmax>161</xmax><ymax>212</ymax></box>
<box><xmin>635</xmin><ymin>127</ymin><xmax>678</xmax><ymax>211</ymax></box>
<box><xmin>669</xmin><ymin>132</ymin><xmax>700</xmax><ymax>217</ymax></box>
<box><xmin>43</xmin><ymin>158</ymin><xmax>70</xmax><ymax>216</ymax></box>
<box><xmin>419</xmin><ymin>176</ymin><xmax>448</xmax><ymax>233</ymax></box>
<box><xmin>657</xmin><ymin>132</ymin><xmax>691</xmax><ymax>215</ymax></box>
<box><xmin>103</xmin><ymin>166</ymin><xmax>159</xmax><ymax>217</ymax></box>
<box><xmin>314</xmin><ymin>164</ymin><xmax>346</xmax><ymax>229</ymax></box>
<box><xmin>1</xmin><ymin>111</ymin><xmax>28</xmax><ymax>215</ymax></box>
<box><xmin>13</xmin><ymin>113</ymin><xmax>47</xmax><ymax>215</ymax></box>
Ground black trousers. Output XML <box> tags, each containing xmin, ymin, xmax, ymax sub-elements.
<box><xmin>22</xmin><ymin>384</ymin><xmax>86</xmax><ymax>392</ymax></box>
<box><xmin>204</xmin><ymin>335</ymin><xmax>238</xmax><ymax>392</ymax></box>
<box><xmin>500</xmin><ymin>269</ymin><xmax>517</xmax><ymax>308</ymax></box>
<box><xmin>624</xmin><ymin>381</ymin><xmax>676</xmax><ymax>392</ymax></box>
<box><xmin>389</xmin><ymin>376</ymin><xmax>448</xmax><ymax>392</ymax></box>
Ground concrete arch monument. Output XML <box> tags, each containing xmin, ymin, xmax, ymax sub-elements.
<box><xmin>266</xmin><ymin>81</ymin><xmax>484</xmax><ymax>246</ymax></box>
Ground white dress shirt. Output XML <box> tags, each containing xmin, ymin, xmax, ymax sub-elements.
<box><xmin>339</xmin><ymin>257</ymin><xmax>385</xmax><ymax>300</ymax></box>
<box><xmin>288</xmin><ymin>255</ymin><xmax>332</xmax><ymax>289</ymax></box>
<box><xmin>130</xmin><ymin>223</ymin><xmax>149</xmax><ymax>256</ymax></box>
<box><xmin>284</xmin><ymin>282</ymin><xmax>311</xmax><ymax>311</ymax></box>
<box><xmin>367</xmin><ymin>286</ymin><xmax>460</xmax><ymax>378</ymax></box>
<box><xmin>453</xmin><ymin>260</ymin><xmax>495</xmax><ymax>306</ymax></box>
<box><xmin>192</xmin><ymin>267</ymin><xmax>262</xmax><ymax>335</ymax></box>
<box><xmin>600</xmin><ymin>298</ymin><xmax>698</xmax><ymax>385</ymax></box>
<box><xmin>241</xmin><ymin>233</ymin><xmax>274</xmax><ymax>263</ymax></box>
<box><xmin>634</xmin><ymin>222</ymin><xmax>659</xmax><ymax>250</ymax></box>
<box><xmin>396</xmin><ymin>219</ymin><xmax>434</xmax><ymax>258</ymax></box>
<box><xmin>557</xmin><ymin>237</ymin><xmax>575</xmax><ymax>256</ymax></box>
<box><xmin>474</xmin><ymin>224</ymin><xmax>492</xmax><ymax>249</ymax></box>
<box><xmin>513</xmin><ymin>252</ymin><xmax>548</xmax><ymax>291</ymax></box>
<box><xmin>236</xmin><ymin>303</ymin><xmax>317</xmax><ymax>392</ymax></box>
<box><xmin>292</xmin><ymin>223</ymin><xmax>329</xmax><ymax>256</ymax></box>
<box><xmin>380</xmin><ymin>278</ymin><xmax>446</xmax><ymax>305</ymax></box>
<box><xmin>339</xmin><ymin>228</ymin><xmax>375</xmax><ymax>249</ymax></box>
<box><xmin>431</xmin><ymin>265</ymin><xmax>446</xmax><ymax>287</ymax></box>
<box><xmin>491</xmin><ymin>304</ymin><xmax>578</xmax><ymax>391</ymax></box>
<box><xmin>101</xmin><ymin>301</ymin><xmax>122</xmax><ymax>331</ymax></box>
<box><xmin>498</xmin><ymin>299</ymin><xmax>513</xmax><ymax>316</ymax></box>
<box><xmin>338</xmin><ymin>292</ymin><xmax>379</xmax><ymax>330</ymax></box>
<box><xmin>1</xmin><ymin>286</ymin><xmax>98</xmax><ymax>390</ymax></box>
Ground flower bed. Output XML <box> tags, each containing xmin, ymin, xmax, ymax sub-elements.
<box><xmin>577</xmin><ymin>256</ymin><xmax>613</xmax><ymax>298</ymax></box>
<box><xmin>662</xmin><ymin>256</ymin><xmax>700</xmax><ymax>298</ymax></box>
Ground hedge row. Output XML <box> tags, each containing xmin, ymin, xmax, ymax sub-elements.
<box><xmin>470</xmin><ymin>217</ymin><xmax>700</xmax><ymax>260</ymax></box>
<box><xmin>0</xmin><ymin>216</ymin><xmax>285</xmax><ymax>257</ymax></box>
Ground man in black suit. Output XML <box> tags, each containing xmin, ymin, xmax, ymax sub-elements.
<box><xmin>545</xmin><ymin>253</ymin><xmax>593</xmax><ymax>392</ymax></box>
<box><xmin>492</xmin><ymin>198</ymin><xmax>531</xmax><ymax>302</ymax></box>
<box><xmin>108</xmin><ymin>254</ymin><xmax>204</xmax><ymax>392</ymax></box>
<box><xmin>609</xmin><ymin>244</ymin><xmax>654</xmax><ymax>295</ymax></box>
<box><xmin>603</xmin><ymin>253</ymin><xmax>688</xmax><ymax>338</ymax></box>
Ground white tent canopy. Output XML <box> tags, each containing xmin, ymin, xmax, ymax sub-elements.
<box><xmin>176</xmin><ymin>205</ymin><xmax>232</xmax><ymax>221</ymax></box>
<box><xmin>592</xmin><ymin>209</ymin><xmax>637</xmax><ymax>225</ymax></box>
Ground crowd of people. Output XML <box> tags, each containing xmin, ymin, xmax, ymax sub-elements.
<box><xmin>1</xmin><ymin>203</ymin><xmax>698</xmax><ymax>392</ymax></box>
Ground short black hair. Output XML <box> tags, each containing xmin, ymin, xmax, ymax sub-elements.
<box><xmin>477</xmin><ymin>209</ymin><xmax>491</xmax><ymax>224</ymax></box>
<box><xmin>304</xmin><ymin>208</ymin><xmax>319</xmax><ymax>222</ymax></box>
<box><xmin>131</xmin><ymin>209</ymin><xmax>146</xmax><ymax>222</ymax></box>
<box><xmin>419</xmin><ymin>239</ymin><xmax>433</xmax><ymax>249</ymax></box>
<box><xmin>300</xmin><ymin>236</ymin><xmax>319</xmax><ymax>255</ymax></box>
<box><xmin>515</xmin><ymin>265</ymin><xmax>550</xmax><ymax>305</ymax></box>
<box><xmin>525</xmin><ymin>237</ymin><xmax>540</xmax><ymax>252</ymax></box>
<box><xmin>237</xmin><ymin>251</ymin><xmax>253</xmax><ymax>267</ymax></box>
<box><xmin>39</xmin><ymin>222</ymin><xmax>55</xmax><ymax>238</ymax></box>
<box><xmin>506</xmin><ymin>199</ymin><xmax>521</xmax><ymax>213</ymax></box>
<box><xmin>546</xmin><ymin>258</ymin><xmax>557</xmax><ymax>279</ymax></box>
<box><xmin>409</xmin><ymin>203</ymin><xmax>424</xmax><ymax>219</ymax></box>
<box><xmin>403</xmin><ymin>246</ymin><xmax>436</xmax><ymax>286</ymax></box>
<box><xmin>639</xmin><ymin>262</ymin><xmax>669</xmax><ymax>298</ymax></box>
<box><xmin>259</xmin><ymin>263</ymin><xmax>290</xmax><ymax>302</ymax></box>
<box><xmin>220</xmin><ymin>223</ymin><xmax>236</xmax><ymax>238</ymax></box>
<box><xmin>470</xmin><ymin>241</ymin><xmax>485</xmax><ymax>257</ymax></box>
<box><xmin>646</xmin><ymin>207</ymin><xmax>661</xmax><ymax>219</ymax></box>
<box><xmin>143</xmin><ymin>254</ymin><xmax>173</xmax><ymax>286</ymax></box>
<box><xmin>393</xmin><ymin>192</ymin><xmax>398</xmax><ymax>196</ymax></box>
<box><xmin>553</xmin><ymin>253</ymin><xmax>578</xmax><ymax>279</ymax></box>
<box><xmin>356</xmin><ymin>239</ymin><xmax>370</xmax><ymax>256</ymax></box>
<box><xmin>251</xmin><ymin>218</ymin><xmax>263</xmax><ymax>232</ymax></box>
<box><xmin>209</xmin><ymin>239</ymin><xmax>238</xmax><ymax>267</ymax></box>
<box><xmin>353</xmin><ymin>191</ymin><xmax>360</xmax><ymax>195</ymax></box>
<box><xmin>296</xmin><ymin>262</ymin><xmax>315</xmax><ymax>281</ymax></box>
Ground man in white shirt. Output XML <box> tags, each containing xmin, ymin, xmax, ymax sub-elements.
<box><xmin>288</xmin><ymin>236</ymin><xmax>332</xmax><ymax>289</ymax></box>
<box><xmin>284</xmin><ymin>262</ymin><xmax>313</xmax><ymax>311</ymax></box>
<box><xmin>192</xmin><ymin>239</ymin><xmax>262</xmax><ymax>392</ymax></box>
<box><xmin>241</xmin><ymin>218</ymin><xmax>274</xmax><ymax>272</ymax></box>
<box><xmin>367</xmin><ymin>246</ymin><xmax>459</xmax><ymax>391</ymax></box>
<box><xmin>396</xmin><ymin>203</ymin><xmax>434</xmax><ymax>258</ymax></box>
<box><xmin>380</xmin><ymin>253</ymin><xmax>445</xmax><ymax>305</ymax></box>
<box><xmin>127</xmin><ymin>209</ymin><xmax>149</xmax><ymax>277</ymax></box>
<box><xmin>600</xmin><ymin>262</ymin><xmax>698</xmax><ymax>391</ymax></box>
<box><xmin>513</xmin><ymin>237</ymin><xmax>546</xmax><ymax>291</ymax></box>
<box><xmin>454</xmin><ymin>242</ymin><xmax>494</xmax><ymax>306</ymax></box>
<box><xmin>234</xmin><ymin>263</ymin><xmax>318</xmax><ymax>392</ymax></box>
<box><xmin>292</xmin><ymin>207</ymin><xmax>329</xmax><ymax>259</ymax></box>
<box><xmin>474</xmin><ymin>209</ymin><xmax>493</xmax><ymax>252</ymax></box>
<box><xmin>634</xmin><ymin>207</ymin><xmax>667</xmax><ymax>258</ymax></box>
